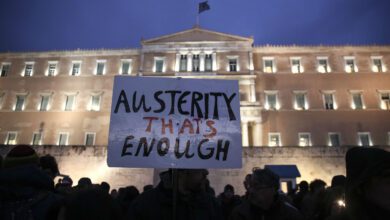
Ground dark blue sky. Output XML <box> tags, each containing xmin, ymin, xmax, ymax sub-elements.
<box><xmin>0</xmin><ymin>0</ymin><xmax>389</xmax><ymax>52</ymax></box>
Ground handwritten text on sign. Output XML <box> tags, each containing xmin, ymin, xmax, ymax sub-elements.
<box><xmin>107</xmin><ymin>77</ymin><xmax>242</xmax><ymax>168</ymax></box>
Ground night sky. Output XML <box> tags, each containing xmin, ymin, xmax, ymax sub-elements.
<box><xmin>0</xmin><ymin>0</ymin><xmax>389</xmax><ymax>52</ymax></box>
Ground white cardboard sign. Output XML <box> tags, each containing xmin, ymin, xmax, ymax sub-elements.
<box><xmin>107</xmin><ymin>76</ymin><xmax>242</xmax><ymax>169</ymax></box>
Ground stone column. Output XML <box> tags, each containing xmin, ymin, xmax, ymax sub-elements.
<box><xmin>175</xmin><ymin>53</ymin><xmax>180</xmax><ymax>72</ymax></box>
<box><xmin>212</xmin><ymin>52</ymin><xmax>217</xmax><ymax>71</ymax></box>
<box><xmin>249</xmin><ymin>80</ymin><xmax>256</xmax><ymax>102</ymax></box>
<box><xmin>252</xmin><ymin>121</ymin><xmax>262</xmax><ymax>147</ymax></box>
<box><xmin>241</xmin><ymin>121</ymin><xmax>249</xmax><ymax>147</ymax></box>
<box><xmin>200</xmin><ymin>52</ymin><xmax>205</xmax><ymax>72</ymax></box>
<box><xmin>187</xmin><ymin>53</ymin><xmax>193</xmax><ymax>72</ymax></box>
<box><xmin>249</xmin><ymin>51</ymin><xmax>254</xmax><ymax>73</ymax></box>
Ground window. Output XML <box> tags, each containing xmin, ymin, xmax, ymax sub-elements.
<box><xmin>264</xmin><ymin>92</ymin><xmax>279</xmax><ymax>110</ymax></box>
<box><xmin>351</xmin><ymin>92</ymin><xmax>364</xmax><ymax>109</ymax></box>
<box><xmin>328</xmin><ymin>133</ymin><xmax>341</xmax><ymax>147</ymax></box>
<box><xmin>58</xmin><ymin>133</ymin><xmax>69</xmax><ymax>145</ymax></box>
<box><xmin>121</xmin><ymin>59</ymin><xmax>132</xmax><ymax>75</ymax></box>
<box><xmin>268</xmin><ymin>133</ymin><xmax>281</xmax><ymax>147</ymax></box>
<box><xmin>323</xmin><ymin>93</ymin><xmax>336</xmax><ymax>110</ymax></box>
<box><xmin>380</xmin><ymin>92</ymin><xmax>390</xmax><ymax>110</ymax></box>
<box><xmin>14</xmin><ymin>95</ymin><xmax>26</xmax><ymax>111</ymax></box>
<box><xmin>179</xmin><ymin>55</ymin><xmax>187</xmax><ymax>72</ymax></box>
<box><xmin>5</xmin><ymin>132</ymin><xmax>17</xmax><ymax>145</ymax></box>
<box><xmin>291</xmin><ymin>58</ymin><xmax>303</xmax><ymax>73</ymax></box>
<box><xmin>192</xmin><ymin>55</ymin><xmax>200</xmax><ymax>72</ymax></box>
<box><xmin>263</xmin><ymin>57</ymin><xmax>275</xmax><ymax>73</ymax></box>
<box><xmin>85</xmin><ymin>132</ymin><xmax>96</xmax><ymax>146</ymax></box>
<box><xmin>0</xmin><ymin>92</ymin><xmax>5</xmax><ymax>109</ymax></box>
<box><xmin>205</xmin><ymin>54</ymin><xmax>213</xmax><ymax>71</ymax></box>
<box><xmin>64</xmin><ymin>94</ymin><xmax>76</xmax><ymax>111</ymax></box>
<box><xmin>154</xmin><ymin>57</ymin><xmax>165</xmax><ymax>73</ymax></box>
<box><xmin>344</xmin><ymin>57</ymin><xmax>357</xmax><ymax>73</ymax></box>
<box><xmin>96</xmin><ymin>61</ymin><xmax>106</xmax><ymax>75</ymax></box>
<box><xmin>299</xmin><ymin>133</ymin><xmax>311</xmax><ymax>147</ymax></box>
<box><xmin>71</xmin><ymin>62</ymin><xmax>81</xmax><ymax>76</ymax></box>
<box><xmin>24</xmin><ymin>63</ymin><xmax>34</xmax><ymax>76</ymax></box>
<box><xmin>358</xmin><ymin>132</ymin><xmax>372</xmax><ymax>146</ymax></box>
<box><xmin>371</xmin><ymin>57</ymin><xmax>386</xmax><ymax>72</ymax></box>
<box><xmin>47</xmin><ymin>61</ymin><xmax>57</xmax><ymax>76</ymax></box>
<box><xmin>228</xmin><ymin>57</ymin><xmax>238</xmax><ymax>72</ymax></box>
<box><xmin>89</xmin><ymin>94</ymin><xmax>101</xmax><ymax>111</ymax></box>
<box><xmin>32</xmin><ymin>133</ymin><xmax>42</xmax><ymax>145</ymax></box>
<box><xmin>317</xmin><ymin>57</ymin><xmax>330</xmax><ymax>73</ymax></box>
<box><xmin>294</xmin><ymin>92</ymin><xmax>308</xmax><ymax>110</ymax></box>
<box><xmin>1</xmin><ymin>63</ymin><xmax>11</xmax><ymax>77</ymax></box>
<box><xmin>39</xmin><ymin>95</ymin><xmax>50</xmax><ymax>111</ymax></box>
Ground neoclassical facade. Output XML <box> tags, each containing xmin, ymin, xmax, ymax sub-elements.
<box><xmin>1</xmin><ymin>27</ymin><xmax>390</xmax><ymax>148</ymax></box>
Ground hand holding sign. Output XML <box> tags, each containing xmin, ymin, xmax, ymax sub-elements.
<box><xmin>107</xmin><ymin>77</ymin><xmax>242</xmax><ymax>169</ymax></box>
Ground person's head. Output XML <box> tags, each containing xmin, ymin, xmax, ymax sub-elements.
<box><xmin>223</xmin><ymin>184</ymin><xmax>235</xmax><ymax>199</ymax></box>
<box><xmin>2</xmin><ymin>145</ymin><xmax>39</xmax><ymax>168</ymax></box>
<box><xmin>331</xmin><ymin>175</ymin><xmax>346</xmax><ymax>188</ymax></box>
<box><xmin>39</xmin><ymin>154</ymin><xmax>59</xmax><ymax>179</ymax></box>
<box><xmin>100</xmin><ymin>182</ymin><xmax>110</xmax><ymax>194</ymax></box>
<box><xmin>77</xmin><ymin>177</ymin><xmax>92</xmax><ymax>189</ymax></box>
<box><xmin>243</xmin><ymin>174</ymin><xmax>252</xmax><ymax>191</ymax></box>
<box><xmin>249</xmin><ymin>168</ymin><xmax>280</xmax><ymax>210</ymax></box>
<box><xmin>61</xmin><ymin>176</ymin><xmax>73</xmax><ymax>187</ymax></box>
<box><xmin>179</xmin><ymin>169</ymin><xmax>208</xmax><ymax>193</ymax></box>
<box><xmin>346</xmin><ymin>147</ymin><xmax>390</xmax><ymax>214</ymax></box>
<box><xmin>298</xmin><ymin>181</ymin><xmax>309</xmax><ymax>192</ymax></box>
<box><xmin>143</xmin><ymin>184</ymin><xmax>153</xmax><ymax>192</ymax></box>
<box><xmin>309</xmin><ymin>179</ymin><xmax>326</xmax><ymax>194</ymax></box>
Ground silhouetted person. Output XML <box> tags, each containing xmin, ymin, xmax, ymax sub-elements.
<box><xmin>301</xmin><ymin>179</ymin><xmax>326</xmax><ymax>220</ymax></box>
<box><xmin>143</xmin><ymin>184</ymin><xmax>153</xmax><ymax>193</ymax></box>
<box><xmin>217</xmin><ymin>184</ymin><xmax>241</xmax><ymax>219</ymax></box>
<box><xmin>127</xmin><ymin>169</ymin><xmax>222</xmax><ymax>220</ymax></box>
<box><xmin>100</xmin><ymin>181</ymin><xmax>110</xmax><ymax>194</ymax></box>
<box><xmin>293</xmin><ymin>181</ymin><xmax>309</xmax><ymax>211</ymax></box>
<box><xmin>76</xmin><ymin>177</ymin><xmax>92</xmax><ymax>190</ymax></box>
<box><xmin>230</xmin><ymin>168</ymin><xmax>303</xmax><ymax>220</ymax></box>
<box><xmin>117</xmin><ymin>185</ymin><xmax>139</xmax><ymax>213</ymax></box>
<box><xmin>241</xmin><ymin>174</ymin><xmax>252</xmax><ymax>200</ymax></box>
<box><xmin>39</xmin><ymin>154</ymin><xmax>60</xmax><ymax>180</ymax></box>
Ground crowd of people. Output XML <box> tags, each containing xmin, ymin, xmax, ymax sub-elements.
<box><xmin>0</xmin><ymin>145</ymin><xmax>389</xmax><ymax>220</ymax></box>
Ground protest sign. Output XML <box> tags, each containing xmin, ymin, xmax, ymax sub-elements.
<box><xmin>107</xmin><ymin>76</ymin><xmax>242</xmax><ymax>168</ymax></box>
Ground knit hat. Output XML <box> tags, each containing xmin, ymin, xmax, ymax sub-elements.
<box><xmin>346</xmin><ymin>147</ymin><xmax>390</xmax><ymax>189</ymax></box>
<box><xmin>252</xmin><ymin>168</ymin><xmax>280</xmax><ymax>190</ymax></box>
<box><xmin>2</xmin><ymin>145</ymin><xmax>39</xmax><ymax>168</ymax></box>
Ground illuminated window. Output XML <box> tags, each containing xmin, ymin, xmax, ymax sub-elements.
<box><xmin>47</xmin><ymin>61</ymin><xmax>57</xmax><ymax>76</ymax></box>
<box><xmin>323</xmin><ymin>93</ymin><xmax>336</xmax><ymax>110</ymax></box>
<box><xmin>264</xmin><ymin>91</ymin><xmax>280</xmax><ymax>110</ymax></box>
<box><xmin>154</xmin><ymin>57</ymin><xmax>165</xmax><ymax>73</ymax></box>
<box><xmin>291</xmin><ymin>58</ymin><xmax>303</xmax><ymax>73</ymax></box>
<box><xmin>24</xmin><ymin>62</ymin><xmax>34</xmax><ymax>76</ymax></box>
<box><xmin>71</xmin><ymin>62</ymin><xmax>81</xmax><ymax>76</ymax></box>
<box><xmin>1</xmin><ymin>63</ymin><xmax>11</xmax><ymax>77</ymax></box>
<box><xmin>294</xmin><ymin>92</ymin><xmax>308</xmax><ymax>110</ymax></box>
<box><xmin>344</xmin><ymin>57</ymin><xmax>357</xmax><ymax>73</ymax></box>
<box><xmin>328</xmin><ymin>133</ymin><xmax>341</xmax><ymax>147</ymax></box>
<box><xmin>58</xmin><ymin>132</ymin><xmax>69</xmax><ymax>145</ymax></box>
<box><xmin>64</xmin><ymin>94</ymin><xmax>76</xmax><ymax>111</ymax></box>
<box><xmin>85</xmin><ymin>132</ymin><xmax>96</xmax><ymax>146</ymax></box>
<box><xmin>179</xmin><ymin>55</ymin><xmax>187</xmax><ymax>72</ymax></box>
<box><xmin>268</xmin><ymin>133</ymin><xmax>281</xmax><ymax>147</ymax></box>
<box><xmin>121</xmin><ymin>59</ymin><xmax>132</xmax><ymax>75</ymax></box>
<box><xmin>263</xmin><ymin>57</ymin><xmax>275</xmax><ymax>73</ymax></box>
<box><xmin>0</xmin><ymin>92</ymin><xmax>5</xmax><ymax>109</ymax></box>
<box><xmin>96</xmin><ymin>61</ymin><xmax>106</xmax><ymax>75</ymax></box>
<box><xmin>5</xmin><ymin>132</ymin><xmax>17</xmax><ymax>145</ymax></box>
<box><xmin>228</xmin><ymin>57</ymin><xmax>238</xmax><ymax>72</ymax></box>
<box><xmin>380</xmin><ymin>92</ymin><xmax>390</xmax><ymax>110</ymax></box>
<box><xmin>205</xmin><ymin>54</ymin><xmax>213</xmax><ymax>71</ymax></box>
<box><xmin>32</xmin><ymin>133</ymin><xmax>42</xmax><ymax>145</ymax></box>
<box><xmin>317</xmin><ymin>57</ymin><xmax>330</xmax><ymax>73</ymax></box>
<box><xmin>351</xmin><ymin>93</ymin><xmax>364</xmax><ymax>110</ymax></box>
<box><xmin>371</xmin><ymin>57</ymin><xmax>386</xmax><ymax>72</ymax></box>
<box><xmin>14</xmin><ymin>95</ymin><xmax>26</xmax><ymax>111</ymax></box>
<box><xmin>39</xmin><ymin>95</ymin><xmax>50</xmax><ymax>111</ymax></box>
<box><xmin>89</xmin><ymin>94</ymin><xmax>101</xmax><ymax>111</ymax></box>
<box><xmin>299</xmin><ymin>133</ymin><xmax>311</xmax><ymax>147</ymax></box>
<box><xmin>358</xmin><ymin>132</ymin><xmax>372</xmax><ymax>146</ymax></box>
<box><xmin>192</xmin><ymin>54</ymin><xmax>200</xmax><ymax>72</ymax></box>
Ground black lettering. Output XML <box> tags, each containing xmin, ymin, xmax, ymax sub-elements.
<box><xmin>222</xmin><ymin>93</ymin><xmax>237</xmax><ymax>121</ymax></box>
<box><xmin>210</xmin><ymin>92</ymin><xmax>222</xmax><ymax>119</ymax></box>
<box><xmin>191</xmin><ymin>92</ymin><xmax>203</xmax><ymax>118</ymax></box>
<box><xmin>114</xmin><ymin>90</ymin><xmax>131</xmax><ymax>113</ymax></box>
<box><xmin>198</xmin><ymin>139</ymin><xmax>214</xmax><ymax>160</ymax></box>
<box><xmin>153</xmin><ymin>91</ymin><xmax>165</xmax><ymax>113</ymax></box>
<box><xmin>157</xmin><ymin>137</ymin><xmax>170</xmax><ymax>156</ymax></box>
<box><xmin>174</xmin><ymin>139</ymin><xmax>194</xmax><ymax>159</ymax></box>
<box><xmin>132</xmin><ymin>92</ymin><xmax>151</xmax><ymax>112</ymax></box>
<box><xmin>121</xmin><ymin>135</ymin><xmax>134</xmax><ymax>156</ymax></box>
<box><xmin>165</xmin><ymin>90</ymin><xmax>182</xmax><ymax>115</ymax></box>
<box><xmin>135</xmin><ymin>137</ymin><xmax>155</xmax><ymax>157</ymax></box>
<box><xmin>178</xmin><ymin>91</ymin><xmax>190</xmax><ymax>115</ymax></box>
<box><xmin>216</xmin><ymin>139</ymin><xmax>230</xmax><ymax>161</ymax></box>
<box><xmin>204</xmin><ymin>93</ymin><xmax>209</xmax><ymax>119</ymax></box>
